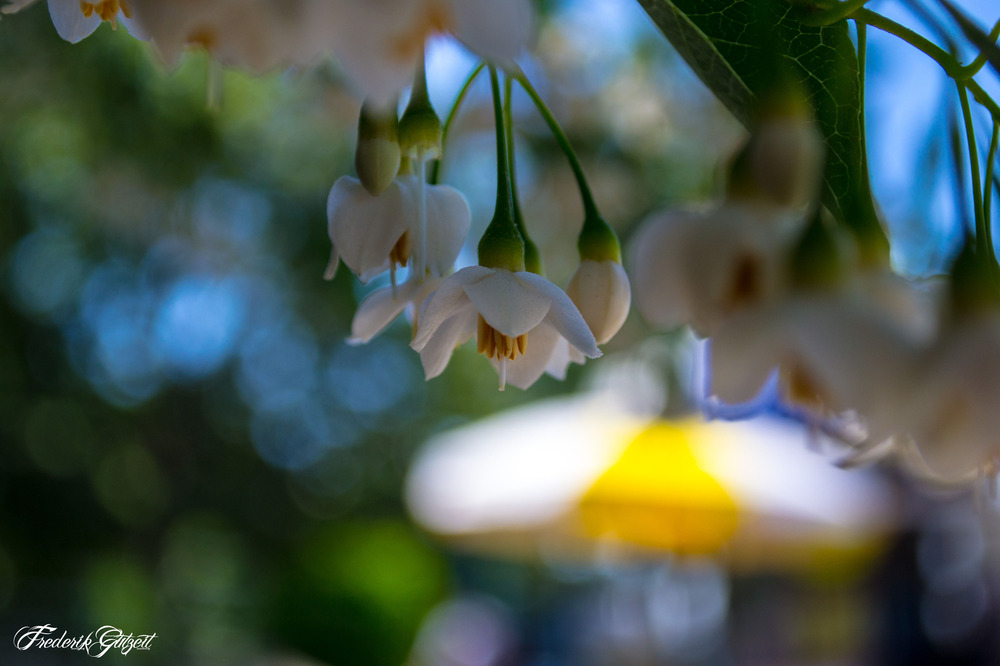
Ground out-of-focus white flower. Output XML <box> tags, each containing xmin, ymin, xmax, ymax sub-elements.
<box><xmin>325</xmin><ymin>174</ymin><xmax>469</xmax><ymax>284</ymax></box>
<box><xmin>3</xmin><ymin>0</ymin><xmax>143</xmax><ymax>42</ymax></box>
<box><xmin>744</xmin><ymin>115</ymin><xmax>824</xmax><ymax>210</ymax></box>
<box><xmin>565</xmin><ymin>259</ymin><xmax>631</xmax><ymax>345</ymax></box>
<box><xmin>131</xmin><ymin>0</ymin><xmax>327</xmax><ymax>72</ymax></box>
<box><xmin>710</xmin><ymin>282</ymin><xmax>925</xmax><ymax>443</ymax></box>
<box><xmin>411</xmin><ymin>266</ymin><xmax>600</xmax><ymax>390</ymax></box>
<box><xmin>349</xmin><ymin>276</ymin><xmax>442</xmax><ymax>344</ymax></box>
<box><xmin>630</xmin><ymin>203</ymin><xmax>802</xmax><ymax>337</ymax></box>
<box><xmin>904</xmin><ymin>314</ymin><xmax>1000</xmax><ymax>482</ymax></box>
<box><xmin>330</xmin><ymin>0</ymin><xmax>534</xmax><ymax>106</ymax></box>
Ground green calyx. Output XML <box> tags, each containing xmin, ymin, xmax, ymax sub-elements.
<box><xmin>949</xmin><ymin>238</ymin><xmax>1000</xmax><ymax>317</ymax></box>
<box><xmin>479</xmin><ymin>210</ymin><xmax>526</xmax><ymax>272</ymax></box>
<box><xmin>355</xmin><ymin>100</ymin><xmax>400</xmax><ymax>196</ymax></box>
<box><xmin>399</xmin><ymin>56</ymin><xmax>442</xmax><ymax>159</ymax></box>
<box><xmin>578</xmin><ymin>212</ymin><xmax>621</xmax><ymax>263</ymax></box>
<box><xmin>789</xmin><ymin>211</ymin><xmax>856</xmax><ymax>290</ymax></box>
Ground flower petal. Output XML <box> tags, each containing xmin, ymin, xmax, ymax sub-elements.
<box><xmin>514</xmin><ymin>272</ymin><xmax>601</xmax><ymax>358</ymax></box>
<box><xmin>327</xmin><ymin>176</ymin><xmax>409</xmax><ymax>283</ymax></box>
<box><xmin>327</xmin><ymin>0</ymin><xmax>421</xmax><ymax>106</ymax></box>
<box><xmin>629</xmin><ymin>208</ymin><xmax>705</xmax><ymax>330</ymax></box>
<box><xmin>2</xmin><ymin>0</ymin><xmax>41</xmax><ymax>15</ymax></box>
<box><xmin>48</xmin><ymin>0</ymin><xmax>101</xmax><ymax>42</ymax></box>
<box><xmin>462</xmin><ymin>270</ymin><xmax>552</xmax><ymax>339</ymax></box>
<box><xmin>448</xmin><ymin>0</ymin><xmax>533</xmax><ymax>66</ymax></box>
<box><xmin>397</xmin><ymin>176</ymin><xmax>471</xmax><ymax>277</ymax></box>
<box><xmin>350</xmin><ymin>280</ymin><xmax>421</xmax><ymax>344</ymax></box>
<box><xmin>710</xmin><ymin>307</ymin><xmax>784</xmax><ymax>404</ymax></box>
<box><xmin>412</xmin><ymin>265</ymin><xmax>493</xmax><ymax>351</ymax></box>
<box><xmin>417</xmin><ymin>305</ymin><xmax>477</xmax><ymax>380</ymax></box>
<box><xmin>493</xmin><ymin>321</ymin><xmax>561</xmax><ymax>390</ymax></box>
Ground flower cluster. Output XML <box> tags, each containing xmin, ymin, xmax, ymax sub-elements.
<box><xmin>329</xmin><ymin>56</ymin><xmax>631</xmax><ymax>391</ymax></box>
<box><xmin>631</xmin><ymin>96</ymin><xmax>1000</xmax><ymax>485</ymax></box>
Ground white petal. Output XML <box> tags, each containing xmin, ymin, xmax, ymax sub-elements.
<box><xmin>397</xmin><ymin>176</ymin><xmax>471</xmax><ymax>277</ymax></box>
<box><xmin>323</xmin><ymin>245</ymin><xmax>340</xmax><ymax>281</ymax></box>
<box><xmin>628</xmin><ymin>208</ymin><xmax>705</xmax><ymax>330</ymax></box>
<box><xmin>462</xmin><ymin>269</ymin><xmax>552</xmax><ymax>339</ymax></box>
<box><xmin>327</xmin><ymin>177</ymin><xmax>409</xmax><ymax>283</ymax></box>
<box><xmin>544</xmin><ymin>338</ymin><xmax>572</xmax><ymax>381</ymax></box>
<box><xmin>412</xmin><ymin>266</ymin><xmax>493</xmax><ymax>351</ymax></box>
<box><xmin>448</xmin><ymin>0</ymin><xmax>533</xmax><ymax>66</ymax></box>
<box><xmin>418</xmin><ymin>305</ymin><xmax>477</xmax><ymax>379</ymax></box>
<box><xmin>515</xmin><ymin>272</ymin><xmax>601</xmax><ymax>359</ymax></box>
<box><xmin>327</xmin><ymin>0</ymin><xmax>421</xmax><ymax>105</ymax></box>
<box><xmin>48</xmin><ymin>0</ymin><xmax>101</xmax><ymax>42</ymax></box>
<box><xmin>2</xmin><ymin>0</ymin><xmax>40</xmax><ymax>15</ymax></box>
<box><xmin>710</xmin><ymin>307</ymin><xmax>784</xmax><ymax>404</ymax></box>
<box><xmin>493</xmin><ymin>322</ymin><xmax>561</xmax><ymax>390</ymax></box>
<box><xmin>349</xmin><ymin>280</ymin><xmax>425</xmax><ymax>344</ymax></box>
<box><xmin>565</xmin><ymin>259</ymin><xmax>631</xmax><ymax>344</ymax></box>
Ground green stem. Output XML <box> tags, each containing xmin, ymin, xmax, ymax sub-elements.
<box><xmin>513</xmin><ymin>69</ymin><xmax>600</xmax><ymax>219</ymax></box>
<box><xmin>477</xmin><ymin>66</ymin><xmax>524</xmax><ymax>271</ymax></box>
<box><xmin>856</xmin><ymin>10</ymin><xmax>1000</xmax><ymax>121</ymax></box>
<box><xmin>956</xmin><ymin>18</ymin><xmax>1000</xmax><ymax>79</ymax></box>
<box><xmin>800</xmin><ymin>0</ymin><xmax>869</xmax><ymax>27</ymax></box>
<box><xmin>857</xmin><ymin>21</ymin><xmax>872</xmax><ymax>219</ymax></box>
<box><xmin>985</xmin><ymin>119</ymin><xmax>1000</xmax><ymax>271</ymax></box>
<box><xmin>430</xmin><ymin>62</ymin><xmax>485</xmax><ymax>185</ymax></box>
<box><xmin>958</xmin><ymin>82</ymin><xmax>987</xmax><ymax>256</ymax></box>
<box><xmin>504</xmin><ymin>74</ymin><xmax>543</xmax><ymax>274</ymax></box>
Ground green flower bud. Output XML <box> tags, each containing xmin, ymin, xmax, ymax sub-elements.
<box><xmin>355</xmin><ymin>101</ymin><xmax>400</xmax><ymax>196</ymax></box>
<box><xmin>399</xmin><ymin>58</ymin><xmax>442</xmax><ymax>160</ymax></box>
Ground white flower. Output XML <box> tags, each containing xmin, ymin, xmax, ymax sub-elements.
<box><xmin>903</xmin><ymin>314</ymin><xmax>1000</xmax><ymax>482</ymax></box>
<box><xmin>565</xmin><ymin>259</ymin><xmax>631</xmax><ymax>345</ymax></box>
<box><xmin>746</xmin><ymin>116</ymin><xmax>824</xmax><ymax>210</ymax></box>
<box><xmin>3</xmin><ymin>0</ymin><xmax>144</xmax><ymax>43</ymax></box>
<box><xmin>130</xmin><ymin>0</ymin><xmax>325</xmax><ymax>72</ymax></box>
<box><xmin>349</xmin><ymin>276</ymin><xmax>442</xmax><ymax>344</ymax></box>
<box><xmin>710</xmin><ymin>282</ymin><xmax>925</xmax><ymax>443</ymax></box>
<box><xmin>630</xmin><ymin>203</ymin><xmax>802</xmax><ymax>337</ymax></box>
<box><xmin>325</xmin><ymin>174</ymin><xmax>470</xmax><ymax>284</ymax></box>
<box><xmin>411</xmin><ymin>266</ymin><xmax>601</xmax><ymax>390</ymax></box>
<box><xmin>330</xmin><ymin>0</ymin><xmax>534</xmax><ymax>106</ymax></box>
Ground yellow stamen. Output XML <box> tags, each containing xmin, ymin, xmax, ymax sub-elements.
<box><xmin>389</xmin><ymin>231</ymin><xmax>412</xmax><ymax>270</ymax></box>
<box><xmin>477</xmin><ymin>315</ymin><xmax>527</xmax><ymax>362</ymax></box>
<box><xmin>79</xmin><ymin>0</ymin><xmax>130</xmax><ymax>30</ymax></box>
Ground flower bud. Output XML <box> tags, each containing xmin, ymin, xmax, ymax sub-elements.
<box><xmin>728</xmin><ymin>87</ymin><xmax>824</xmax><ymax>210</ymax></box>
<box><xmin>355</xmin><ymin>100</ymin><xmax>401</xmax><ymax>196</ymax></box>
<box><xmin>566</xmin><ymin>259</ymin><xmax>631</xmax><ymax>344</ymax></box>
<box><xmin>399</xmin><ymin>58</ymin><xmax>442</xmax><ymax>160</ymax></box>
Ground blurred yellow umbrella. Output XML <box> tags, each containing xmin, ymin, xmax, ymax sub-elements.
<box><xmin>405</xmin><ymin>394</ymin><xmax>897</xmax><ymax>570</ymax></box>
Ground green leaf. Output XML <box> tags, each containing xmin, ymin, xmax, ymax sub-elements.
<box><xmin>636</xmin><ymin>0</ymin><xmax>887</xmax><ymax>261</ymax></box>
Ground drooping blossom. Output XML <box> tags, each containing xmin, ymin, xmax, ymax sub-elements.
<box><xmin>411</xmin><ymin>266</ymin><xmax>600</xmax><ymax>390</ymax></box>
<box><xmin>630</xmin><ymin>203</ymin><xmax>803</xmax><ymax>337</ymax></box>
<box><xmin>3</xmin><ymin>0</ymin><xmax>144</xmax><ymax>42</ymax></box>
<box><xmin>325</xmin><ymin>173</ymin><xmax>469</xmax><ymax>285</ymax></box>
<box><xmin>329</xmin><ymin>0</ymin><xmax>534</xmax><ymax>106</ymax></box>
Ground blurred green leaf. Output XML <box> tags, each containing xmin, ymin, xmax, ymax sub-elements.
<box><xmin>636</xmin><ymin>0</ymin><xmax>886</xmax><ymax>256</ymax></box>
